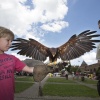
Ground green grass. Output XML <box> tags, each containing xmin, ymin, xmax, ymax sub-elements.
<box><xmin>47</xmin><ymin>77</ymin><xmax>75</xmax><ymax>83</ymax></box>
<box><xmin>43</xmin><ymin>77</ymin><xmax>99</xmax><ymax>97</ymax></box>
<box><xmin>15</xmin><ymin>76</ymin><xmax>99</xmax><ymax>97</ymax></box>
<box><xmin>15</xmin><ymin>76</ymin><xmax>34</xmax><ymax>93</ymax></box>
<box><xmin>43</xmin><ymin>84</ymin><xmax>99</xmax><ymax>97</ymax></box>
<box><xmin>15</xmin><ymin>76</ymin><xmax>34</xmax><ymax>82</ymax></box>
<box><xmin>15</xmin><ymin>82</ymin><xmax>33</xmax><ymax>93</ymax></box>
<box><xmin>80</xmin><ymin>78</ymin><xmax>98</xmax><ymax>84</ymax></box>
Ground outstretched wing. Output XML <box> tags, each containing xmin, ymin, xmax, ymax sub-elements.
<box><xmin>58</xmin><ymin>30</ymin><xmax>100</xmax><ymax>60</ymax></box>
<box><xmin>11</xmin><ymin>38</ymin><xmax>49</xmax><ymax>61</ymax></box>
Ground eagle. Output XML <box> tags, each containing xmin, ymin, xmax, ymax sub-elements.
<box><xmin>11</xmin><ymin>30</ymin><xmax>100</xmax><ymax>63</ymax></box>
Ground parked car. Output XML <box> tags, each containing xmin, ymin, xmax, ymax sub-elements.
<box><xmin>53</xmin><ymin>73</ymin><xmax>61</xmax><ymax>77</ymax></box>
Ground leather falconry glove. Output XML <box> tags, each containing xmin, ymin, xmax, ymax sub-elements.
<box><xmin>33</xmin><ymin>64</ymin><xmax>54</xmax><ymax>82</ymax></box>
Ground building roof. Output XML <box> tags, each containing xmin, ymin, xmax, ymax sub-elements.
<box><xmin>80</xmin><ymin>60</ymin><xmax>87</xmax><ymax>67</ymax></box>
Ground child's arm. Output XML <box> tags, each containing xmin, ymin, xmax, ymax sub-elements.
<box><xmin>22</xmin><ymin>65</ymin><xmax>54</xmax><ymax>82</ymax></box>
<box><xmin>22</xmin><ymin>65</ymin><xmax>34</xmax><ymax>73</ymax></box>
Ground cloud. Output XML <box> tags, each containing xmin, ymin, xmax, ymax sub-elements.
<box><xmin>41</xmin><ymin>21</ymin><xmax>69</xmax><ymax>32</ymax></box>
<box><xmin>70</xmin><ymin>51</ymin><xmax>98</xmax><ymax>66</ymax></box>
<box><xmin>81</xmin><ymin>51</ymin><xmax>97</xmax><ymax>65</ymax></box>
<box><xmin>33</xmin><ymin>0</ymin><xmax>68</xmax><ymax>22</ymax></box>
<box><xmin>0</xmin><ymin>0</ymin><xmax>68</xmax><ymax>39</ymax></box>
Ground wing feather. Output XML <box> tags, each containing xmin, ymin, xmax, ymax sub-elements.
<box><xmin>10</xmin><ymin>38</ymin><xmax>48</xmax><ymax>61</ymax></box>
<box><xmin>58</xmin><ymin>30</ymin><xmax>100</xmax><ymax>60</ymax></box>
<box><xmin>10</xmin><ymin>30</ymin><xmax>100</xmax><ymax>62</ymax></box>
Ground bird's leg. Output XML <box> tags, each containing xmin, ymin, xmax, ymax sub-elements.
<box><xmin>38</xmin><ymin>81</ymin><xmax>43</xmax><ymax>96</ymax></box>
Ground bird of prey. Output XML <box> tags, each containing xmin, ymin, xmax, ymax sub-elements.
<box><xmin>11</xmin><ymin>30</ymin><xmax>100</xmax><ymax>63</ymax></box>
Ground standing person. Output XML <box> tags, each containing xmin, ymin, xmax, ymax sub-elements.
<box><xmin>0</xmin><ymin>26</ymin><xmax>50</xmax><ymax>100</ymax></box>
<box><xmin>64</xmin><ymin>70</ymin><xmax>68</xmax><ymax>80</ymax></box>
<box><xmin>72</xmin><ymin>71</ymin><xmax>75</xmax><ymax>80</ymax></box>
<box><xmin>76</xmin><ymin>71</ymin><xmax>79</xmax><ymax>80</ymax></box>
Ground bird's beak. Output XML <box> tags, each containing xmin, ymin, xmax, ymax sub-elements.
<box><xmin>51</xmin><ymin>52</ymin><xmax>55</xmax><ymax>57</ymax></box>
<box><xmin>52</xmin><ymin>54</ymin><xmax>55</xmax><ymax>57</ymax></box>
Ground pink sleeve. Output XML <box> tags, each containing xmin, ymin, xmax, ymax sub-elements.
<box><xmin>13</xmin><ymin>56</ymin><xmax>26</xmax><ymax>72</ymax></box>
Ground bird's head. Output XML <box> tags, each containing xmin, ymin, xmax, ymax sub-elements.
<box><xmin>49</xmin><ymin>48</ymin><xmax>57</xmax><ymax>57</ymax></box>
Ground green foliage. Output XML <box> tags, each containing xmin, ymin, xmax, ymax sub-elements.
<box><xmin>70</xmin><ymin>66</ymin><xmax>79</xmax><ymax>73</ymax></box>
<box><xmin>66</xmin><ymin>65</ymin><xmax>71</xmax><ymax>73</ymax></box>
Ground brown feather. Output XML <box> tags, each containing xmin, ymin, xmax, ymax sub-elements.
<box><xmin>10</xmin><ymin>30</ymin><xmax>100</xmax><ymax>62</ymax></box>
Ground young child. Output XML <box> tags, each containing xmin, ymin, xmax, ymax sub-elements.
<box><xmin>0</xmin><ymin>26</ymin><xmax>49</xmax><ymax>100</ymax></box>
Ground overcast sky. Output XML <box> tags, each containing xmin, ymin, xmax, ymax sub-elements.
<box><xmin>0</xmin><ymin>0</ymin><xmax>100</xmax><ymax>66</ymax></box>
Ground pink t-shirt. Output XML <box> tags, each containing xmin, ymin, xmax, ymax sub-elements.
<box><xmin>0</xmin><ymin>53</ymin><xmax>26</xmax><ymax>100</ymax></box>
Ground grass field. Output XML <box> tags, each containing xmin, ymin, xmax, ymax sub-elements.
<box><xmin>42</xmin><ymin>77</ymin><xmax>99</xmax><ymax>97</ymax></box>
<box><xmin>46</xmin><ymin>77</ymin><xmax>76</xmax><ymax>83</ymax></box>
<box><xmin>15</xmin><ymin>82</ymin><xmax>33</xmax><ymax>93</ymax></box>
<box><xmin>15</xmin><ymin>76</ymin><xmax>34</xmax><ymax>93</ymax></box>
<box><xmin>79</xmin><ymin>78</ymin><xmax>98</xmax><ymax>84</ymax></box>
<box><xmin>15</xmin><ymin>76</ymin><xmax>99</xmax><ymax>97</ymax></box>
<box><xmin>15</xmin><ymin>76</ymin><xmax>34</xmax><ymax>82</ymax></box>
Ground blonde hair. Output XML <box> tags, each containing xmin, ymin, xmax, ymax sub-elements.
<box><xmin>0</xmin><ymin>26</ymin><xmax>14</xmax><ymax>40</ymax></box>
